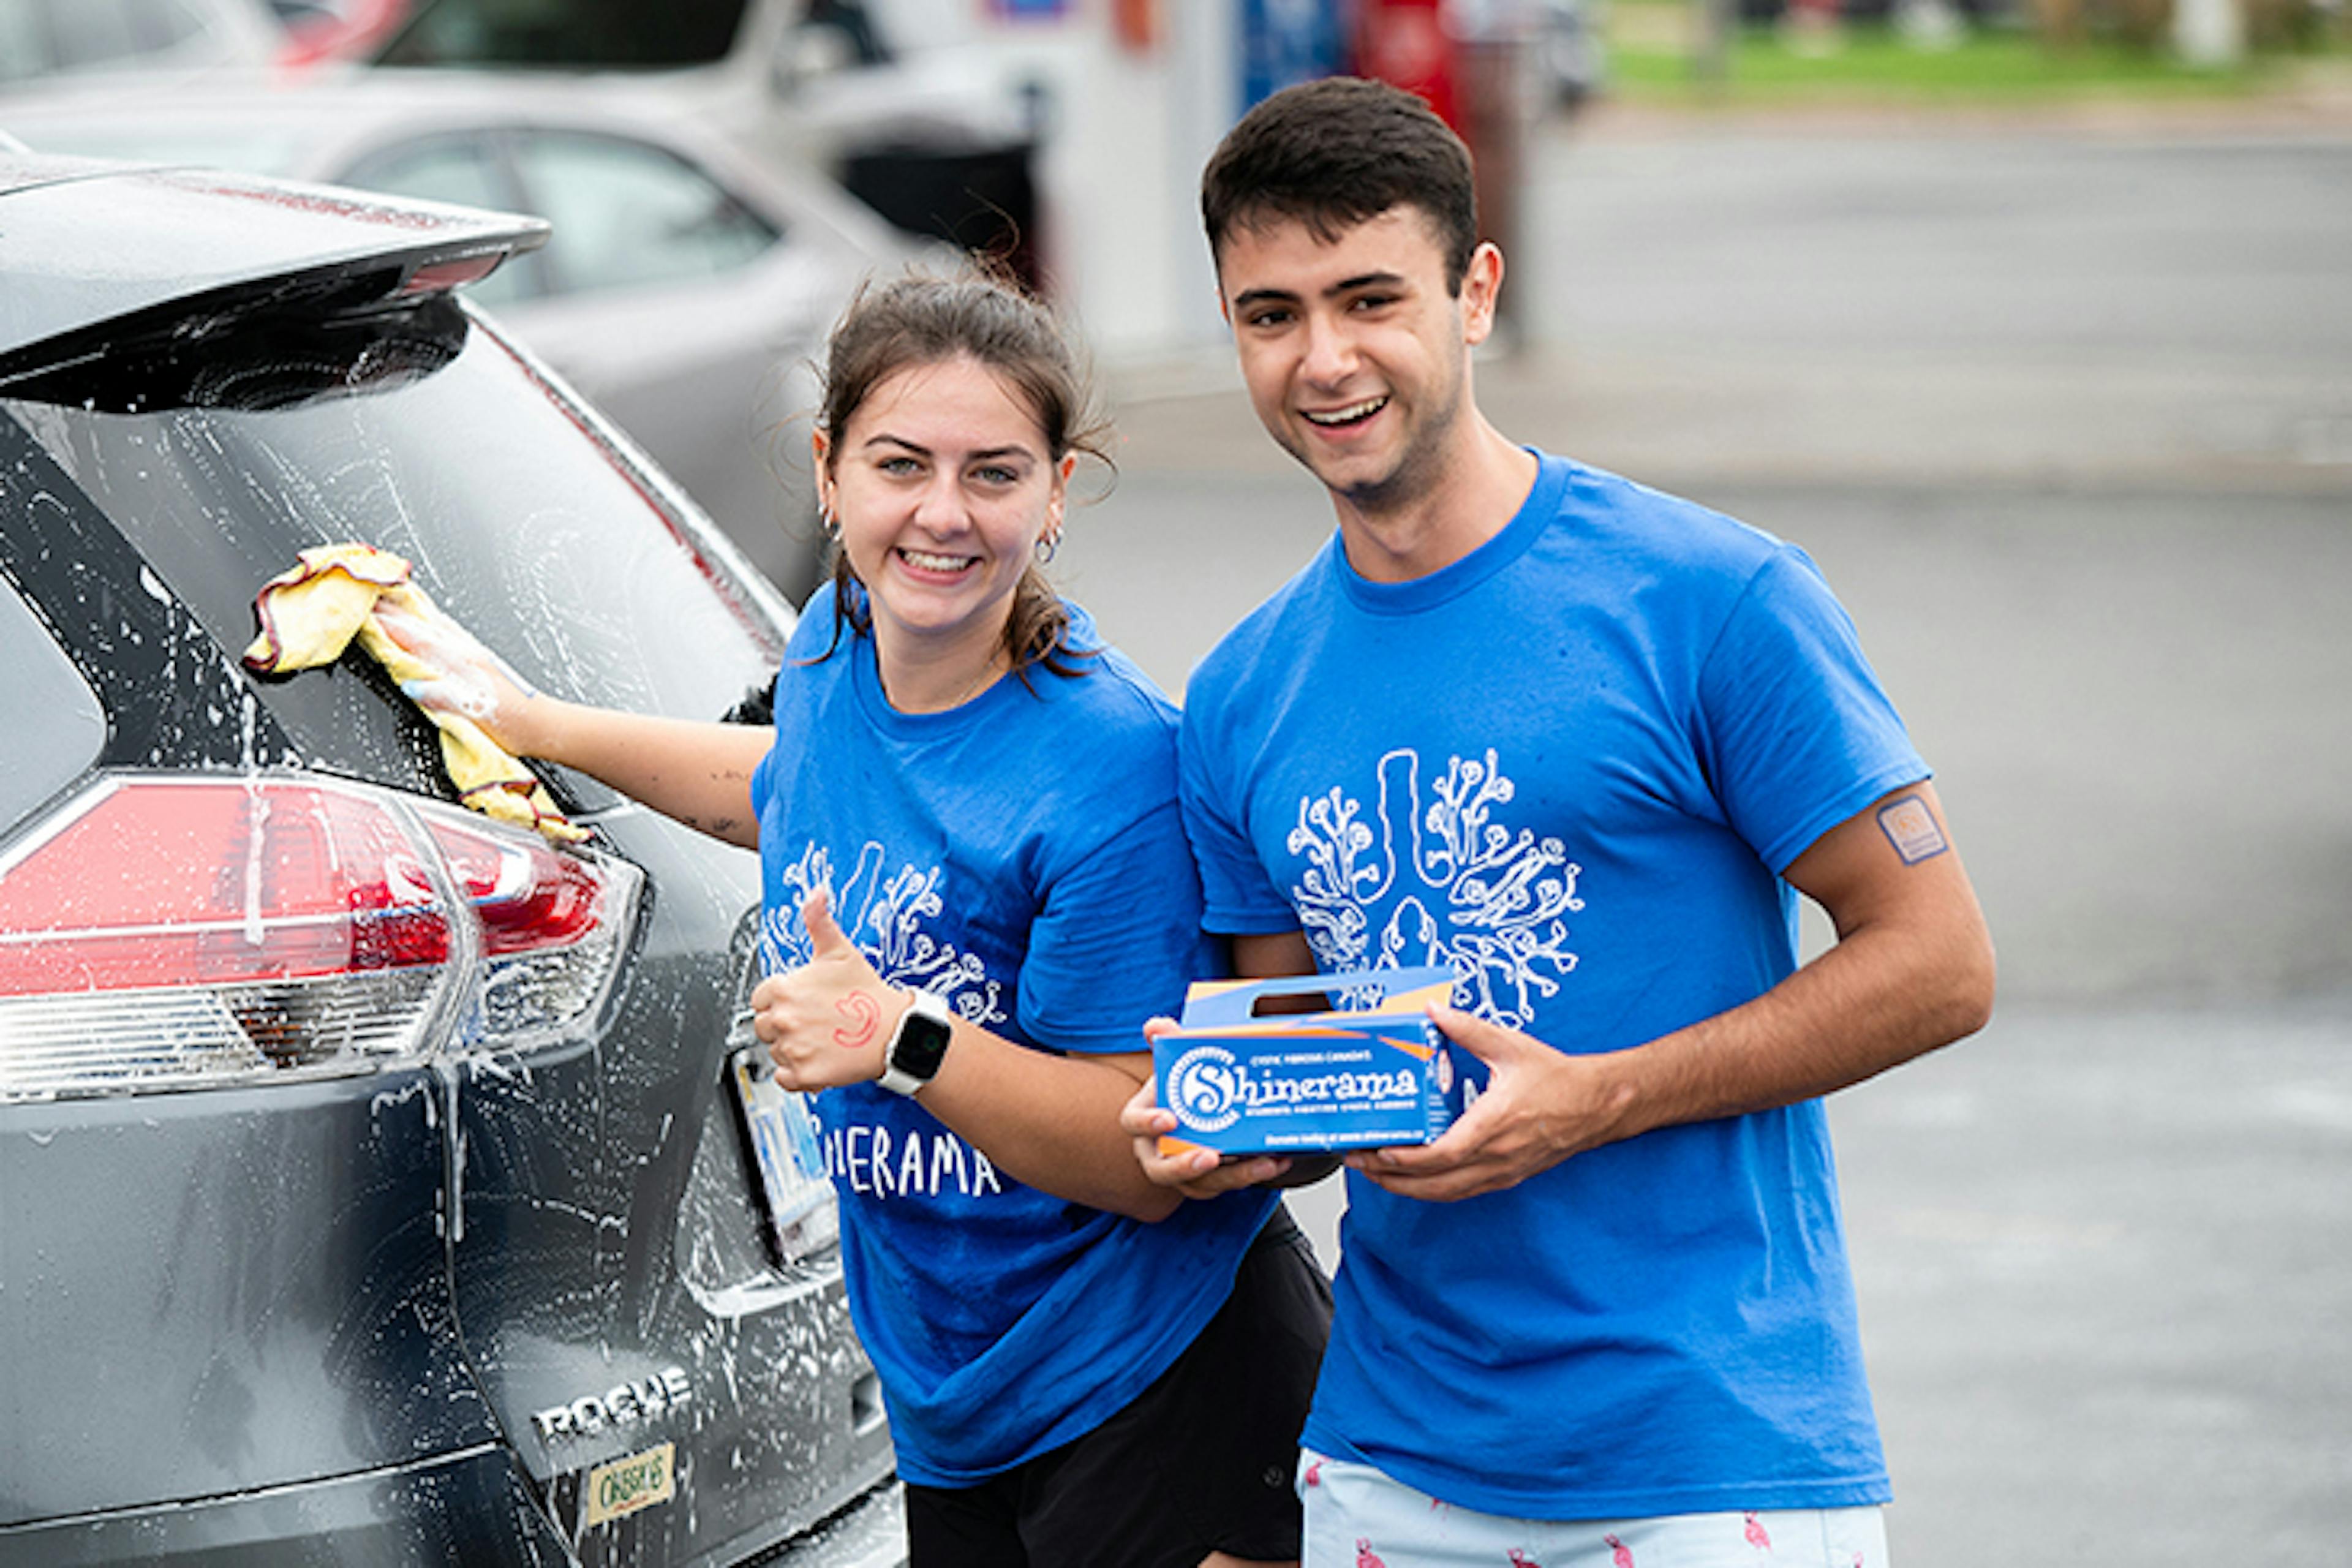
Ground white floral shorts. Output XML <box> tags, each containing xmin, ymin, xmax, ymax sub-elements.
<box><xmin>1300</xmin><ymin>1450</ymin><xmax>1891</xmax><ymax>1568</ymax></box>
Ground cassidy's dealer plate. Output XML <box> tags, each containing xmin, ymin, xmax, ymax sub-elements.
<box><xmin>728</xmin><ymin>1045</ymin><xmax>837</xmax><ymax>1265</ymax></box>
<box><xmin>584</xmin><ymin>1442</ymin><xmax>676</xmax><ymax>1528</ymax></box>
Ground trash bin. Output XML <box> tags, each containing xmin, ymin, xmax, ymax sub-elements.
<box><xmin>838</xmin><ymin>138</ymin><xmax>1043</xmax><ymax>292</ymax></box>
<box><xmin>1454</xmin><ymin>27</ymin><xmax>1528</xmax><ymax>345</ymax></box>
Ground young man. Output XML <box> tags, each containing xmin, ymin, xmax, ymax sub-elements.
<box><xmin>1128</xmin><ymin>77</ymin><xmax>1995</xmax><ymax>1566</ymax></box>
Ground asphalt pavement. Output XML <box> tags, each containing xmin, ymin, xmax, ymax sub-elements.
<box><xmin>1065</xmin><ymin>99</ymin><xmax>2352</xmax><ymax>1568</ymax></box>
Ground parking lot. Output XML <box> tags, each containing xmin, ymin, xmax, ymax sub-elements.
<box><xmin>9</xmin><ymin>52</ymin><xmax>2350</xmax><ymax>1564</ymax></box>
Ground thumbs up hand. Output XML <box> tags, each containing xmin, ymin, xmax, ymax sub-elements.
<box><xmin>752</xmin><ymin>889</ymin><xmax>897</xmax><ymax>1092</ymax></box>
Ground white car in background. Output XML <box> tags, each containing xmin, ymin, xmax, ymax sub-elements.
<box><xmin>0</xmin><ymin>0</ymin><xmax>283</xmax><ymax>88</ymax></box>
<box><xmin>5</xmin><ymin>72</ymin><xmax>931</xmax><ymax>600</ymax></box>
<box><xmin>368</xmin><ymin>0</ymin><xmax>1047</xmax><ymax>288</ymax></box>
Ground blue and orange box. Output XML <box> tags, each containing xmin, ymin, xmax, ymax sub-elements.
<box><xmin>1151</xmin><ymin>966</ymin><xmax>1477</xmax><ymax>1158</ymax></box>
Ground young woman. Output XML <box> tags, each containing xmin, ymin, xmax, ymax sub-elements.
<box><xmin>388</xmin><ymin>271</ymin><xmax>1329</xmax><ymax>1568</ymax></box>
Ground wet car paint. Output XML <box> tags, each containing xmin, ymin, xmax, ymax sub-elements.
<box><xmin>0</xmin><ymin>152</ymin><xmax>898</xmax><ymax>1566</ymax></box>
<box><xmin>445</xmin><ymin>819</ymin><xmax>891</xmax><ymax>1562</ymax></box>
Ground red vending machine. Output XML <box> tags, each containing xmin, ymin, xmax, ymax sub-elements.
<box><xmin>1351</xmin><ymin>0</ymin><xmax>1463</xmax><ymax>131</ymax></box>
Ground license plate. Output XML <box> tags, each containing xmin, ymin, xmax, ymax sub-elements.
<box><xmin>727</xmin><ymin>1044</ymin><xmax>837</xmax><ymax>1265</ymax></box>
<box><xmin>583</xmin><ymin>1441</ymin><xmax>674</xmax><ymax>1528</ymax></box>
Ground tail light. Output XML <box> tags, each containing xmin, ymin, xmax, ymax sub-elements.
<box><xmin>0</xmin><ymin>775</ymin><xmax>640</xmax><ymax>1102</ymax></box>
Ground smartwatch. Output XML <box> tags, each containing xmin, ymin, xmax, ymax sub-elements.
<box><xmin>876</xmin><ymin>987</ymin><xmax>952</xmax><ymax>1096</ymax></box>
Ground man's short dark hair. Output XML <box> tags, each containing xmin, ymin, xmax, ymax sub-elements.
<box><xmin>1202</xmin><ymin>76</ymin><xmax>1479</xmax><ymax>295</ymax></box>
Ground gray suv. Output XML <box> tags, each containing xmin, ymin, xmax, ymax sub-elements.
<box><xmin>0</xmin><ymin>151</ymin><xmax>900</xmax><ymax>1566</ymax></box>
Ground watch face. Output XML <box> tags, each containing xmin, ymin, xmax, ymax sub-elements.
<box><xmin>890</xmin><ymin>1003</ymin><xmax>952</xmax><ymax>1082</ymax></box>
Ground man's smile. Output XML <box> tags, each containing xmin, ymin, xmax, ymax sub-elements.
<box><xmin>1301</xmin><ymin>396</ymin><xmax>1390</xmax><ymax>428</ymax></box>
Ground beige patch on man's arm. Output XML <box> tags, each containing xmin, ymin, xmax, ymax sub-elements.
<box><xmin>1876</xmin><ymin>793</ymin><xmax>1950</xmax><ymax>865</ymax></box>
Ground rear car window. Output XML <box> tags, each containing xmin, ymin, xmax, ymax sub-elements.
<box><xmin>1</xmin><ymin>288</ymin><xmax>785</xmax><ymax>809</ymax></box>
<box><xmin>0</xmin><ymin>570</ymin><xmax>105</xmax><ymax>835</ymax></box>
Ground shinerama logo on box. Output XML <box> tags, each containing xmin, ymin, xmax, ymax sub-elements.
<box><xmin>1166</xmin><ymin>1041</ymin><xmax>1440</xmax><ymax>1131</ymax></box>
<box><xmin>1152</xmin><ymin>967</ymin><xmax>1477</xmax><ymax>1156</ymax></box>
<box><xmin>1166</xmin><ymin>1044</ymin><xmax>1250</xmax><ymax>1132</ymax></box>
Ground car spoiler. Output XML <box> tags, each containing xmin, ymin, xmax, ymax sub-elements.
<box><xmin>0</xmin><ymin>154</ymin><xmax>548</xmax><ymax>378</ymax></box>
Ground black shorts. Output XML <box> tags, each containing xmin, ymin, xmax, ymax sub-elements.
<box><xmin>902</xmin><ymin>1206</ymin><xmax>1333</xmax><ymax>1568</ymax></box>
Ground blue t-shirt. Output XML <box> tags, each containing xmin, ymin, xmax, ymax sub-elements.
<box><xmin>753</xmin><ymin>594</ymin><xmax>1274</xmax><ymax>1488</ymax></box>
<box><xmin>1181</xmin><ymin>453</ymin><xmax>1923</xmax><ymax>1520</ymax></box>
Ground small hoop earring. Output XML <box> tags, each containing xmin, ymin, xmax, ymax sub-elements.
<box><xmin>1033</xmin><ymin>533</ymin><xmax>1059</xmax><ymax>565</ymax></box>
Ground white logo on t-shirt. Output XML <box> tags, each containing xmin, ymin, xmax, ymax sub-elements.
<box><xmin>1286</xmin><ymin>747</ymin><xmax>1581</xmax><ymax>1028</ymax></box>
<box><xmin>761</xmin><ymin>840</ymin><xmax>1009</xmax><ymax>1027</ymax></box>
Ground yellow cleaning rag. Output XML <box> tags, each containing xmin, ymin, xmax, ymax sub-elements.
<box><xmin>243</xmin><ymin>543</ymin><xmax>587</xmax><ymax>843</ymax></box>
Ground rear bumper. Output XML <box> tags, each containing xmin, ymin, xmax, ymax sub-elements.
<box><xmin>0</xmin><ymin>1452</ymin><xmax>905</xmax><ymax>1568</ymax></box>
<box><xmin>0</xmin><ymin>1445</ymin><xmax>570</xmax><ymax>1566</ymax></box>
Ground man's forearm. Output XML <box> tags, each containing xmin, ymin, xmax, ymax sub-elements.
<box><xmin>1600</xmin><ymin>906</ymin><xmax>1995</xmax><ymax>1144</ymax></box>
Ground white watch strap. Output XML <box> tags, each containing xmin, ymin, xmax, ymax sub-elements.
<box><xmin>874</xmin><ymin>1064</ymin><xmax>927</xmax><ymax>1096</ymax></box>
